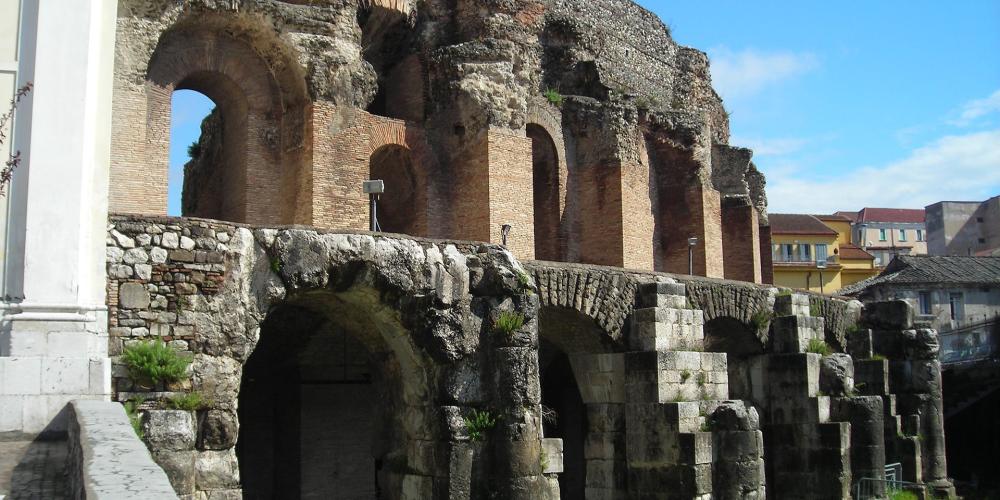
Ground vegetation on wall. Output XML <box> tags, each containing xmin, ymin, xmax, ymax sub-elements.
<box><xmin>0</xmin><ymin>82</ymin><xmax>32</xmax><ymax>195</ymax></box>
<box><xmin>494</xmin><ymin>311</ymin><xmax>525</xmax><ymax>335</ymax></box>
<box><xmin>121</xmin><ymin>339</ymin><xmax>191</xmax><ymax>387</ymax></box>
<box><xmin>464</xmin><ymin>409</ymin><xmax>497</xmax><ymax>442</ymax></box>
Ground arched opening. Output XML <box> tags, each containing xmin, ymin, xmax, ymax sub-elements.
<box><xmin>168</xmin><ymin>90</ymin><xmax>216</xmax><ymax>216</ymax></box>
<box><xmin>537</xmin><ymin>307</ymin><xmax>621</xmax><ymax>499</ymax></box>
<box><xmin>237</xmin><ymin>291</ymin><xmax>431</xmax><ymax>499</ymax></box>
<box><xmin>369</xmin><ymin>145</ymin><xmax>426</xmax><ymax>235</ymax></box>
<box><xmin>703</xmin><ymin>317</ymin><xmax>764</xmax><ymax>401</ymax></box>
<box><xmin>359</xmin><ymin>5</ymin><xmax>423</xmax><ymax>122</ymax></box>
<box><xmin>528</xmin><ymin>124</ymin><xmax>563</xmax><ymax>261</ymax></box>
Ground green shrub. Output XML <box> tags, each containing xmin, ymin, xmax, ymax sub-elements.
<box><xmin>776</xmin><ymin>289</ymin><xmax>792</xmax><ymax>297</ymax></box>
<box><xmin>680</xmin><ymin>369</ymin><xmax>691</xmax><ymax>383</ymax></box>
<box><xmin>494</xmin><ymin>311</ymin><xmax>525</xmax><ymax>335</ymax></box>
<box><xmin>809</xmin><ymin>302</ymin><xmax>822</xmax><ymax>317</ymax></box>
<box><xmin>166</xmin><ymin>392</ymin><xmax>207</xmax><ymax>411</ymax></box>
<box><xmin>699</xmin><ymin>420</ymin><xmax>712</xmax><ymax>432</ymax></box>
<box><xmin>122</xmin><ymin>339</ymin><xmax>190</xmax><ymax>386</ymax></box>
<box><xmin>806</xmin><ymin>338</ymin><xmax>833</xmax><ymax>356</ymax></box>
<box><xmin>543</xmin><ymin>88</ymin><xmax>563</xmax><ymax>106</ymax></box>
<box><xmin>696</xmin><ymin>372</ymin><xmax>707</xmax><ymax>386</ymax></box>
<box><xmin>464</xmin><ymin>409</ymin><xmax>497</xmax><ymax>442</ymax></box>
<box><xmin>123</xmin><ymin>397</ymin><xmax>145</xmax><ymax>439</ymax></box>
<box><xmin>516</xmin><ymin>270</ymin><xmax>533</xmax><ymax>291</ymax></box>
<box><xmin>187</xmin><ymin>141</ymin><xmax>201</xmax><ymax>159</ymax></box>
<box><xmin>845</xmin><ymin>323</ymin><xmax>862</xmax><ymax>336</ymax></box>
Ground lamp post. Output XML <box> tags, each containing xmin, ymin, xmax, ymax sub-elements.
<box><xmin>688</xmin><ymin>236</ymin><xmax>698</xmax><ymax>276</ymax></box>
<box><xmin>816</xmin><ymin>259</ymin><xmax>827</xmax><ymax>295</ymax></box>
<box><xmin>501</xmin><ymin>224</ymin><xmax>512</xmax><ymax>247</ymax></box>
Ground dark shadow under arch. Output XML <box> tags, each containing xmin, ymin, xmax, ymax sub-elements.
<box><xmin>703</xmin><ymin>316</ymin><xmax>764</xmax><ymax>401</ymax></box>
<box><xmin>528</xmin><ymin>124</ymin><xmax>563</xmax><ymax>261</ymax></box>
<box><xmin>369</xmin><ymin>144</ymin><xmax>427</xmax><ymax>236</ymax></box>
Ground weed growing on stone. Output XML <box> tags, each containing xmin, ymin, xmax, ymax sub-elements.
<box><xmin>270</xmin><ymin>256</ymin><xmax>282</xmax><ymax>274</ymax></box>
<box><xmin>680</xmin><ymin>370</ymin><xmax>692</xmax><ymax>383</ymax></box>
<box><xmin>845</xmin><ymin>323</ymin><xmax>862</xmax><ymax>337</ymax></box>
<box><xmin>889</xmin><ymin>490</ymin><xmax>919</xmax><ymax>500</ymax></box>
<box><xmin>0</xmin><ymin>82</ymin><xmax>32</xmax><ymax>195</ymax></box>
<box><xmin>750</xmin><ymin>309</ymin><xmax>773</xmax><ymax>331</ymax></box>
<box><xmin>809</xmin><ymin>302</ymin><xmax>822</xmax><ymax>317</ymax></box>
<box><xmin>699</xmin><ymin>420</ymin><xmax>712</xmax><ymax>433</ymax></box>
<box><xmin>806</xmin><ymin>338</ymin><xmax>832</xmax><ymax>357</ymax></box>
<box><xmin>696</xmin><ymin>372</ymin><xmax>707</xmax><ymax>386</ymax></box>
<box><xmin>516</xmin><ymin>270</ymin><xmax>534</xmax><ymax>293</ymax></box>
<box><xmin>122</xmin><ymin>339</ymin><xmax>191</xmax><ymax>387</ymax></box>
<box><xmin>776</xmin><ymin>289</ymin><xmax>792</xmax><ymax>297</ymax></box>
<box><xmin>543</xmin><ymin>88</ymin><xmax>563</xmax><ymax>106</ymax></box>
<box><xmin>123</xmin><ymin>397</ymin><xmax>145</xmax><ymax>440</ymax></box>
<box><xmin>869</xmin><ymin>354</ymin><xmax>887</xmax><ymax>362</ymax></box>
<box><xmin>167</xmin><ymin>392</ymin><xmax>207</xmax><ymax>411</ymax></box>
<box><xmin>187</xmin><ymin>140</ymin><xmax>201</xmax><ymax>159</ymax></box>
<box><xmin>464</xmin><ymin>409</ymin><xmax>497</xmax><ymax>442</ymax></box>
<box><xmin>539</xmin><ymin>448</ymin><xmax>549</xmax><ymax>471</ymax></box>
<box><xmin>494</xmin><ymin>311</ymin><xmax>525</xmax><ymax>335</ymax></box>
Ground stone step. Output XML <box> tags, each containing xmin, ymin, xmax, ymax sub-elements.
<box><xmin>629</xmin><ymin>307</ymin><xmax>704</xmax><ymax>352</ymax></box>
<box><xmin>771</xmin><ymin>315</ymin><xmax>825</xmax><ymax>353</ymax></box>
<box><xmin>625</xmin><ymin>351</ymin><xmax>729</xmax><ymax>403</ymax></box>
<box><xmin>635</xmin><ymin>281</ymin><xmax>687</xmax><ymax>309</ymax></box>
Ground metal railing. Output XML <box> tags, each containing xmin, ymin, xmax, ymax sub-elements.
<box><xmin>939</xmin><ymin>318</ymin><xmax>999</xmax><ymax>365</ymax></box>
<box><xmin>854</xmin><ymin>463</ymin><xmax>925</xmax><ymax>499</ymax></box>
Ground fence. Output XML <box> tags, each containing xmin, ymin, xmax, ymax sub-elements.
<box><xmin>939</xmin><ymin>318</ymin><xmax>999</xmax><ymax>365</ymax></box>
<box><xmin>854</xmin><ymin>463</ymin><xmax>926</xmax><ymax>499</ymax></box>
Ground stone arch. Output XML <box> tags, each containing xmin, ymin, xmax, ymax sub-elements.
<box><xmin>237</xmin><ymin>285</ymin><xmax>434</xmax><ymax>498</ymax></box>
<box><xmin>703</xmin><ymin>316</ymin><xmax>764</xmax><ymax>401</ymax></box>
<box><xmin>110</xmin><ymin>14</ymin><xmax>311</xmax><ymax>224</ymax></box>
<box><xmin>358</xmin><ymin>1</ymin><xmax>424</xmax><ymax>122</ymax></box>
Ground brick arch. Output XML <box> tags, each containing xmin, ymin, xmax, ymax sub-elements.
<box><xmin>683</xmin><ymin>279</ymin><xmax>773</xmax><ymax>347</ymax></box>
<box><xmin>109</xmin><ymin>17</ymin><xmax>312</xmax><ymax>225</ymax></box>
<box><xmin>526</xmin><ymin>263</ymin><xmax>638</xmax><ymax>346</ymax></box>
<box><xmin>316</xmin><ymin>114</ymin><xmax>443</xmax><ymax>236</ymax></box>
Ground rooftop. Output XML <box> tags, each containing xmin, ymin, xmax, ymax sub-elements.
<box><xmin>839</xmin><ymin>255</ymin><xmax>1000</xmax><ymax>296</ymax></box>
<box><xmin>857</xmin><ymin>207</ymin><xmax>926</xmax><ymax>224</ymax></box>
<box><xmin>770</xmin><ymin>214</ymin><xmax>838</xmax><ymax>236</ymax></box>
<box><xmin>838</xmin><ymin>244</ymin><xmax>875</xmax><ymax>261</ymax></box>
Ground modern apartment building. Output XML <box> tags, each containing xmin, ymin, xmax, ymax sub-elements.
<box><xmin>835</xmin><ymin>207</ymin><xmax>927</xmax><ymax>266</ymax></box>
<box><xmin>769</xmin><ymin>213</ymin><xmax>878</xmax><ymax>294</ymax></box>
<box><xmin>926</xmin><ymin>195</ymin><xmax>1000</xmax><ymax>257</ymax></box>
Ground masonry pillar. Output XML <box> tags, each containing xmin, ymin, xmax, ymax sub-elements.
<box><xmin>659</xmin><ymin>185</ymin><xmax>725</xmax><ymax>278</ymax></box>
<box><xmin>0</xmin><ymin>0</ymin><xmax>117</xmax><ymax>434</ymax></box>
<box><xmin>721</xmin><ymin>197</ymin><xmax>762</xmax><ymax>283</ymax></box>
<box><xmin>759</xmin><ymin>224</ymin><xmax>774</xmax><ymax>285</ymax></box>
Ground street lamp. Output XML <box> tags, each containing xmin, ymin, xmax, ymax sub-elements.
<box><xmin>688</xmin><ymin>237</ymin><xmax>698</xmax><ymax>276</ymax></box>
<box><xmin>816</xmin><ymin>259</ymin><xmax>827</xmax><ymax>295</ymax></box>
<box><xmin>501</xmin><ymin>224</ymin><xmax>512</xmax><ymax>247</ymax></box>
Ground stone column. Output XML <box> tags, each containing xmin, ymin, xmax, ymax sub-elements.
<box><xmin>721</xmin><ymin>197</ymin><xmax>762</xmax><ymax>283</ymax></box>
<box><xmin>0</xmin><ymin>0</ymin><xmax>117</xmax><ymax>434</ymax></box>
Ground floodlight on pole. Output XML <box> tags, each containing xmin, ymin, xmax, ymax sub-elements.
<box><xmin>364</xmin><ymin>180</ymin><xmax>385</xmax><ymax>232</ymax></box>
<box><xmin>816</xmin><ymin>259</ymin><xmax>827</xmax><ymax>295</ymax></box>
<box><xmin>501</xmin><ymin>224</ymin><xmax>512</xmax><ymax>247</ymax></box>
<box><xmin>687</xmin><ymin>236</ymin><xmax>698</xmax><ymax>276</ymax></box>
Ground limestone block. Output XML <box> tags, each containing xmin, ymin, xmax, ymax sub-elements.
<box><xmin>861</xmin><ymin>300</ymin><xmax>914</xmax><ymax>330</ymax></box>
<box><xmin>854</xmin><ymin>359</ymin><xmax>889</xmax><ymax>396</ymax></box>
<box><xmin>587</xmin><ymin>404</ymin><xmax>626</xmax><ymax>433</ymax></box>
<box><xmin>123</xmin><ymin>247</ymin><xmax>149</xmax><ymax>265</ymax></box>
<box><xmin>541</xmin><ymin>438</ymin><xmax>564</xmax><ymax>473</ymax></box>
<box><xmin>110</xmin><ymin>229</ymin><xmax>135</xmax><ymax>248</ymax></box>
<box><xmin>144</xmin><ymin>410</ymin><xmax>196</xmax><ymax>451</ymax></box>
<box><xmin>625</xmin><ymin>402</ymin><xmax>700</xmax><ymax>463</ymax></box>
<box><xmin>150</xmin><ymin>246</ymin><xmax>168</xmax><ymax>264</ymax></box>
<box><xmin>198</xmin><ymin>410</ymin><xmax>238</xmax><ymax>450</ymax></box>
<box><xmin>0</xmin><ymin>395</ymin><xmax>24</xmax><ymax>431</ymax></box>
<box><xmin>569</xmin><ymin>353</ymin><xmax>625</xmax><ymax>403</ymax></box>
<box><xmin>1</xmin><ymin>357</ymin><xmax>41</xmax><ymax>395</ymax></box>
<box><xmin>635</xmin><ymin>281</ymin><xmax>687</xmax><ymax>308</ymax></box>
<box><xmin>135</xmin><ymin>264</ymin><xmax>153</xmax><ymax>280</ymax></box>
<box><xmin>584</xmin><ymin>431</ymin><xmax>625</xmax><ymax>460</ymax></box>
<box><xmin>586</xmin><ymin>459</ymin><xmax>627</xmax><ymax>490</ymax></box>
<box><xmin>195</xmin><ymin>449</ymin><xmax>240</xmax><ymax>490</ymax></box>
<box><xmin>41</xmin><ymin>357</ymin><xmax>90</xmax><ymax>394</ymax></box>
<box><xmin>107</xmin><ymin>246</ymin><xmax>124</xmax><ymax>263</ymax></box>
<box><xmin>771</xmin><ymin>316</ymin><xmax>824</xmax><ymax>353</ymax></box>
<box><xmin>180</xmin><ymin>236</ymin><xmax>196</xmax><ymax>250</ymax></box>
<box><xmin>119</xmin><ymin>282</ymin><xmax>151</xmax><ymax>309</ymax></box>
<box><xmin>819</xmin><ymin>353</ymin><xmax>854</xmax><ymax>396</ymax></box>
<box><xmin>191</xmin><ymin>355</ymin><xmax>241</xmax><ymax>408</ymax></box>
<box><xmin>708</xmin><ymin>401</ymin><xmax>758</xmax><ymax>431</ymax></box>
<box><xmin>46</xmin><ymin>331</ymin><xmax>91</xmax><ymax>357</ymax></box>
<box><xmin>774</xmin><ymin>293</ymin><xmax>810</xmax><ymax>317</ymax></box>
<box><xmin>400</xmin><ymin>474</ymin><xmax>434</xmax><ymax>500</ymax></box>
<box><xmin>153</xmin><ymin>450</ymin><xmax>197</xmax><ymax>495</ymax></box>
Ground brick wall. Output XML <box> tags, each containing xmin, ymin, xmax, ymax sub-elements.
<box><xmin>721</xmin><ymin>199</ymin><xmax>762</xmax><ymax>283</ymax></box>
<box><xmin>487</xmin><ymin>127</ymin><xmax>535</xmax><ymax>260</ymax></box>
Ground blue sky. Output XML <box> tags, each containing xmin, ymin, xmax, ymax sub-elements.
<box><xmin>639</xmin><ymin>0</ymin><xmax>1000</xmax><ymax>213</ymax></box>
<box><xmin>168</xmin><ymin>1</ymin><xmax>1000</xmax><ymax>215</ymax></box>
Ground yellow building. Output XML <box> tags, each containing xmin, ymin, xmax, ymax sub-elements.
<box><xmin>770</xmin><ymin>214</ymin><xmax>879</xmax><ymax>294</ymax></box>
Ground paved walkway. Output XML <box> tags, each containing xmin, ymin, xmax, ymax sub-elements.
<box><xmin>0</xmin><ymin>437</ymin><xmax>68</xmax><ymax>500</ymax></box>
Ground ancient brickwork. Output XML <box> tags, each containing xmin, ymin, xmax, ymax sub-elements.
<box><xmin>107</xmin><ymin>0</ymin><xmax>768</xmax><ymax>280</ymax></box>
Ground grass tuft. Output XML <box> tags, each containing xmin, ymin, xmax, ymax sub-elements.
<box><xmin>806</xmin><ymin>338</ymin><xmax>833</xmax><ymax>356</ymax></box>
<box><xmin>494</xmin><ymin>311</ymin><xmax>525</xmax><ymax>335</ymax></box>
<box><xmin>543</xmin><ymin>88</ymin><xmax>563</xmax><ymax>106</ymax></box>
<box><xmin>166</xmin><ymin>392</ymin><xmax>207</xmax><ymax>411</ymax></box>
<box><xmin>123</xmin><ymin>397</ymin><xmax>145</xmax><ymax>439</ymax></box>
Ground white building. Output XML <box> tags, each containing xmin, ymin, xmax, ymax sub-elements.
<box><xmin>0</xmin><ymin>0</ymin><xmax>118</xmax><ymax>434</ymax></box>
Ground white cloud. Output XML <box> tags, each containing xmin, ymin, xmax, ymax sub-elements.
<box><xmin>708</xmin><ymin>47</ymin><xmax>819</xmax><ymax>100</ymax></box>
<box><xmin>950</xmin><ymin>89</ymin><xmax>1000</xmax><ymax>126</ymax></box>
<box><xmin>764</xmin><ymin>129</ymin><xmax>1000</xmax><ymax>213</ymax></box>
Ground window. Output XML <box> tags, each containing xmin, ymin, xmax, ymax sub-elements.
<box><xmin>898</xmin><ymin>229</ymin><xmax>907</xmax><ymax>242</ymax></box>
<box><xmin>879</xmin><ymin>229</ymin><xmax>887</xmax><ymax>241</ymax></box>
<box><xmin>916</xmin><ymin>229</ymin><xmax>923</xmax><ymax>241</ymax></box>
<box><xmin>949</xmin><ymin>293</ymin><xmax>965</xmax><ymax>321</ymax></box>
<box><xmin>776</xmin><ymin>244</ymin><xmax>793</xmax><ymax>262</ymax></box>
<box><xmin>857</xmin><ymin>230</ymin><xmax>864</xmax><ymax>244</ymax></box>
<box><xmin>815</xmin><ymin>244</ymin><xmax>829</xmax><ymax>262</ymax></box>
<box><xmin>918</xmin><ymin>291</ymin><xmax>932</xmax><ymax>315</ymax></box>
<box><xmin>977</xmin><ymin>217</ymin><xmax>985</xmax><ymax>223</ymax></box>
<box><xmin>799</xmin><ymin>244</ymin><xmax>812</xmax><ymax>262</ymax></box>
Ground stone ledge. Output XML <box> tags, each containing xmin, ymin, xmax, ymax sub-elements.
<box><xmin>67</xmin><ymin>399</ymin><xmax>177</xmax><ymax>499</ymax></box>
